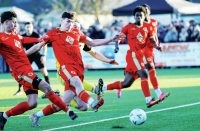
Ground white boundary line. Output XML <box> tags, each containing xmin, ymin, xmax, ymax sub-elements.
<box><xmin>43</xmin><ymin>102</ymin><xmax>200</xmax><ymax>131</ymax></box>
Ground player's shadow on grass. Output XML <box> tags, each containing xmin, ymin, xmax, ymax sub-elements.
<box><xmin>111</xmin><ymin>125</ymin><xmax>125</xmax><ymax>129</ymax></box>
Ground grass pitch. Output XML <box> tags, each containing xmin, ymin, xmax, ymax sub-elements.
<box><xmin>0</xmin><ymin>68</ymin><xmax>200</xmax><ymax>131</ymax></box>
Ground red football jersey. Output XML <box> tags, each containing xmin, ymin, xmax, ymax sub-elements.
<box><xmin>0</xmin><ymin>32</ymin><xmax>38</xmax><ymax>73</ymax></box>
<box><xmin>121</xmin><ymin>22</ymin><xmax>153</xmax><ymax>52</ymax></box>
<box><xmin>43</xmin><ymin>28</ymin><xmax>87</xmax><ymax>66</ymax></box>
<box><xmin>145</xmin><ymin>18</ymin><xmax>158</xmax><ymax>48</ymax></box>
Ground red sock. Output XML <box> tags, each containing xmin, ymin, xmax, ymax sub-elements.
<box><xmin>43</xmin><ymin>104</ymin><xmax>59</xmax><ymax>116</ymax></box>
<box><xmin>107</xmin><ymin>81</ymin><xmax>122</xmax><ymax>90</ymax></box>
<box><xmin>6</xmin><ymin>101</ymin><xmax>31</xmax><ymax>117</ymax></box>
<box><xmin>148</xmin><ymin>69</ymin><xmax>159</xmax><ymax>89</ymax></box>
<box><xmin>141</xmin><ymin>78</ymin><xmax>151</xmax><ymax>97</ymax></box>
<box><xmin>46</xmin><ymin>91</ymin><xmax>68</xmax><ymax>112</ymax></box>
<box><xmin>78</xmin><ymin>90</ymin><xmax>90</xmax><ymax>103</ymax></box>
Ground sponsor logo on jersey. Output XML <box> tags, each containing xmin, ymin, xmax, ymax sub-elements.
<box><xmin>66</xmin><ymin>36</ymin><xmax>74</xmax><ymax>45</ymax></box>
<box><xmin>28</xmin><ymin>72</ymin><xmax>33</xmax><ymax>76</ymax></box>
<box><xmin>14</xmin><ymin>39</ymin><xmax>21</xmax><ymax>49</ymax></box>
<box><xmin>71</xmin><ymin>71</ymin><xmax>76</xmax><ymax>74</ymax></box>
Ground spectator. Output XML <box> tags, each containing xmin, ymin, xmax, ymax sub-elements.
<box><xmin>187</xmin><ymin>20</ymin><xmax>200</xmax><ymax>42</ymax></box>
<box><xmin>179</xmin><ymin>28</ymin><xmax>188</xmax><ymax>42</ymax></box>
<box><xmin>164</xmin><ymin>25</ymin><xmax>178</xmax><ymax>43</ymax></box>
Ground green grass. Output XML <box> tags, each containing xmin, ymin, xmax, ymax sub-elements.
<box><xmin>0</xmin><ymin>68</ymin><xmax>200</xmax><ymax>131</ymax></box>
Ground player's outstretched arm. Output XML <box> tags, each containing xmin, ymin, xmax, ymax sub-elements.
<box><xmin>84</xmin><ymin>34</ymin><xmax>122</xmax><ymax>47</ymax></box>
<box><xmin>83</xmin><ymin>37</ymin><xmax>113</xmax><ymax>47</ymax></box>
<box><xmin>150</xmin><ymin>36</ymin><xmax>162</xmax><ymax>52</ymax></box>
<box><xmin>88</xmin><ymin>50</ymin><xmax>118</xmax><ymax>65</ymax></box>
<box><xmin>25</xmin><ymin>41</ymin><xmax>46</xmax><ymax>56</ymax></box>
<box><xmin>20</xmin><ymin>36</ymin><xmax>41</xmax><ymax>44</ymax></box>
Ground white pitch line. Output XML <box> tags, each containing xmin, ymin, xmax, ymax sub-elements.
<box><xmin>43</xmin><ymin>101</ymin><xmax>200</xmax><ymax>131</ymax></box>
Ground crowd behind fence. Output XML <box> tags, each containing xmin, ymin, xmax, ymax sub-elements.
<box><xmin>0</xmin><ymin>18</ymin><xmax>200</xmax><ymax>73</ymax></box>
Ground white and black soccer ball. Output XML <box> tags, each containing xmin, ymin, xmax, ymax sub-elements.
<box><xmin>129</xmin><ymin>109</ymin><xmax>147</xmax><ymax>125</ymax></box>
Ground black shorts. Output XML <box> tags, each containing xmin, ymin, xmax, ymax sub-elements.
<box><xmin>28</xmin><ymin>53</ymin><xmax>45</xmax><ymax>69</ymax></box>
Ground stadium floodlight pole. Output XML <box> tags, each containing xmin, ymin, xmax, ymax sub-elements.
<box><xmin>114</xmin><ymin>40</ymin><xmax>120</xmax><ymax>53</ymax></box>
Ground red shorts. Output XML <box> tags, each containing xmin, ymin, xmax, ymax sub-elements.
<box><xmin>12</xmin><ymin>69</ymin><xmax>38</xmax><ymax>93</ymax></box>
<box><xmin>143</xmin><ymin>46</ymin><xmax>154</xmax><ymax>65</ymax></box>
<box><xmin>58</xmin><ymin>64</ymin><xmax>84</xmax><ymax>92</ymax></box>
<box><xmin>125</xmin><ymin>50</ymin><xmax>145</xmax><ymax>73</ymax></box>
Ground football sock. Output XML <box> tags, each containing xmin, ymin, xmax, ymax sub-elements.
<box><xmin>107</xmin><ymin>81</ymin><xmax>122</xmax><ymax>90</ymax></box>
<box><xmin>148</xmin><ymin>68</ymin><xmax>159</xmax><ymax>89</ymax></box>
<box><xmin>145</xmin><ymin>96</ymin><xmax>153</xmax><ymax>103</ymax></box>
<box><xmin>18</xmin><ymin>84</ymin><xmax>22</xmax><ymax>90</ymax></box>
<box><xmin>87</xmin><ymin>97</ymin><xmax>95</xmax><ymax>106</ymax></box>
<box><xmin>3</xmin><ymin>112</ymin><xmax>9</xmax><ymax>119</ymax></box>
<box><xmin>83</xmin><ymin>81</ymin><xmax>93</xmax><ymax>92</ymax></box>
<box><xmin>35</xmin><ymin>110</ymin><xmax>44</xmax><ymax>118</ymax></box>
<box><xmin>141</xmin><ymin>78</ymin><xmax>151</xmax><ymax>97</ymax></box>
<box><xmin>6</xmin><ymin>101</ymin><xmax>31</xmax><ymax>117</ymax></box>
<box><xmin>42</xmin><ymin>104</ymin><xmax>59</xmax><ymax>116</ymax></box>
<box><xmin>44</xmin><ymin>76</ymin><xmax>50</xmax><ymax>84</ymax></box>
<box><xmin>78</xmin><ymin>90</ymin><xmax>92</xmax><ymax>104</ymax></box>
<box><xmin>46</xmin><ymin>91</ymin><xmax>68</xmax><ymax>112</ymax></box>
<box><xmin>154</xmin><ymin>88</ymin><xmax>162</xmax><ymax>98</ymax></box>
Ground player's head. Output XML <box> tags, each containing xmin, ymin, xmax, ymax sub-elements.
<box><xmin>1</xmin><ymin>11</ymin><xmax>17</xmax><ymax>32</ymax></box>
<box><xmin>142</xmin><ymin>4</ymin><xmax>151</xmax><ymax>15</ymax></box>
<box><xmin>60</xmin><ymin>11</ymin><xmax>76</xmax><ymax>31</ymax></box>
<box><xmin>133</xmin><ymin>6</ymin><xmax>146</xmax><ymax>24</ymax></box>
<box><xmin>24</xmin><ymin>22</ymin><xmax>34</xmax><ymax>35</ymax></box>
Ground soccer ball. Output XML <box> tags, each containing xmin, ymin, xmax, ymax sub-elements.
<box><xmin>129</xmin><ymin>109</ymin><xmax>147</xmax><ymax>125</ymax></box>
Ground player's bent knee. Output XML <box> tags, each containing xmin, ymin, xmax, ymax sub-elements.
<box><xmin>32</xmin><ymin>76</ymin><xmax>42</xmax><ymax>89</ymax></box>
<box><xmin>28</xmin><ymin>102</ymin><xmax>38</xmax><ymax>109</ymax></box>
<box><xmin>145</xmin><ymin>63</ymin><xmax>153</xmax><ymax>70</ymax></box>
<box><xmin>137</xmin><ymin>70</ymin><xmax>148</xmax><ymax>78</ymax></box>
<box><xmin>70</xmin><ymin>76</ymin><xmax>82</xmax><ymax>87</ymax></box>
<box><xmin>122</xmin><ymin>81</ymin><xmax>132</xmax><ymax>88</ymax></box>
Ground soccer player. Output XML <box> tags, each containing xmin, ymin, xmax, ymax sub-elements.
<box><xmin>116</xmin><ymin>5</ymin><xmax>170</xmax><ymax>101</ymax></box>
<box><xmin>29</xmin><ymin>42</ymin><xmax>118</xmax><ymax>127</ymax></box>
<box><xmin>0</xmin><ymin>11</ymin><xmax>77</xmax><ymax>130</ymax></box>
<box><xmin>25</xmin><ymin>11</ymin><xmax>119</xmax><ymax>126</ymax></box>
<box><xmin>94</xmin><ymin>6</ymin><xmax>162</xmax><ymax>108</ymax></box>
<box><xmin>141</xmin><ymin>4</ymin><xmax>170</xmax><ymax>101</ymax></box>
<box><xmin>13</xmin><ymin>22</ymin><xmax>51</xmax><ymax>96</ymax></box>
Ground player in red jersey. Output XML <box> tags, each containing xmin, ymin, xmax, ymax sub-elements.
<box><xmin>25</xmin><ymin>11</ymin><xmax>120</xmax><ymax>126</ymax></box>
<box><xmin>14</xmin><ymin>22</ymin><xmax>52</xmax><ymax>96</ymax></box>
<box><xmin>94</xmin><ymin>6</ymin><xmax>161</xmax><ymax>108</ymax></box>
<box><xmin>116</xmin><ymin>4</ymin><xmax>170</xmax><ymax>101</ymax></box>
<box><xmin>142</xmin><ymin>4</ymin><xmax>170</xmax><ymax>101</ymax></box>
<box><xmin>0</xmin><ymin>11</ymin><xmax>77</xmax><ymax>130</ymax></box>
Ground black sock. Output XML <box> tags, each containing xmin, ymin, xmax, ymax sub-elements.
<box><xmin>18</xmin><ymin>84</ymin><xmax>22</xmax><ymax>91</ymax></box>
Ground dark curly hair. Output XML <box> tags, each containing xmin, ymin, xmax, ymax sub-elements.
<box><xmin>1</xmin><ymin>11</ymin><xmax>17</xmax><ymax>23</ymax></box>
<box><xmin>133</xmin><ymin>6</ymin><xmax>146</xmax><ymax>16</ymax></box>
<box><xmin>61</xmin><ymin>11</ymin><xmax>76</xmax><ymax>20</ymax></box>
